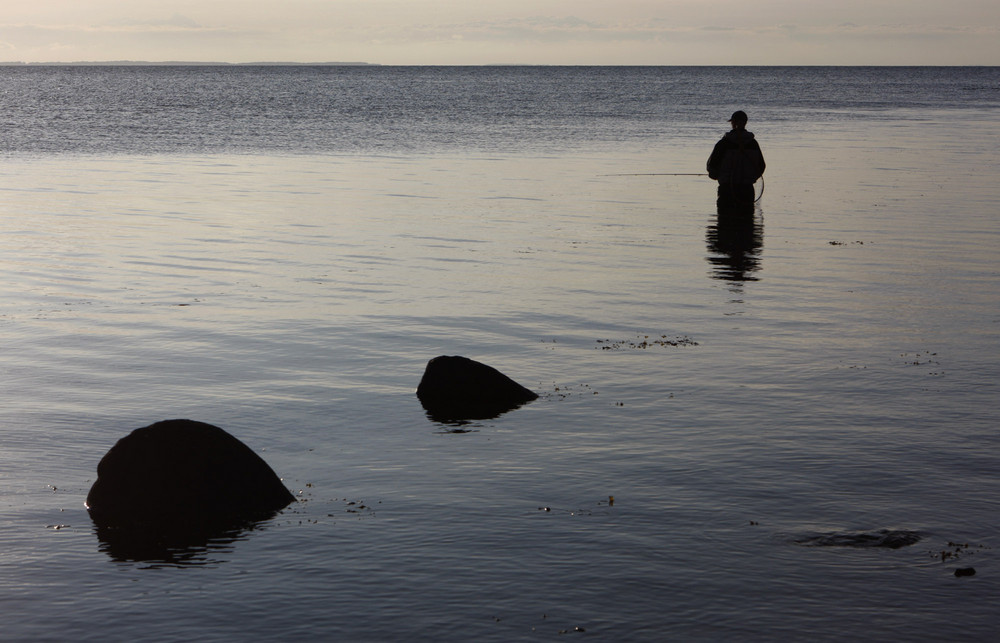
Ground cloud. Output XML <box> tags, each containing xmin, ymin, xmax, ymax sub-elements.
<box><xmin>354</xmin><ymin>16</ymin><xmax>1000</xmax><ymax>64</ymax></box>
<box><xmin>104</xmin><ymin>13</ymin><xmax>204</xmax><ymax>29</ymax></box>
<box><xmin>348</xmin><ymin>15</ymin><xmax>1000</xmax><ymax>47</ymax></box>
<box><xmin>0</xmin><ymin>8</ymin><xmax>997</xmax><ymax>64</ymax></box>
<box><xmin>0</xmin><ymin>19</ymin><xmax>263</xmax><ymax>63</ymax></box>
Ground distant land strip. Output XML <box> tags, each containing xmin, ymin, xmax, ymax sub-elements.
<box><xmin>0</xmin><ymin>61</ymin><xmax>378</xmax><ymax>66</ymax></box>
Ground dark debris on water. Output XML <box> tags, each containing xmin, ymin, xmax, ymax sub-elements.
<box><xmin>931</xmin><ymin>541</ymin><xmax>990</xmax><ymax>563</ymax></box>
<box><xmin>794</xmin><ymin>529</ymin><xmax>923</xmax><ymax>549</ymax></box>
<box><xmin>596</xmin><ymin>334</ymin><xmax>699</xmax><ymax>351</ymax></box>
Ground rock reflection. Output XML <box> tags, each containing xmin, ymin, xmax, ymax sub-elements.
<box><xmin>94</xmin><ymin>518</ymin><xmax>272</xmax><ymax>566</ymax></box>
<box><xmin>706</xmin><ymin>205</ymin><xmax>763</xmax><ymax>283</ymax></box>
<box><xmin>420</xmin><ymin>400</ymin><xmax>532</xmax><ymax>425</ymax></box>
<box><xmin>430</xmin><ymin>419</ymin><xmax>482</xmax><ymax>434</ymax></box>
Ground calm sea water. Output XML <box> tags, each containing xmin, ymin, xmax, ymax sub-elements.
<box><xmin>1</xmin><ymin>66</ymin><xmax>999</xmax><ymax>641</ymax></box>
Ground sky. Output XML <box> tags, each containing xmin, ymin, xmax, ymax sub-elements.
<box><xmin>1</xmin><ymin>1</ymin><xmax>998</xmax><ymax>65</ymax></box>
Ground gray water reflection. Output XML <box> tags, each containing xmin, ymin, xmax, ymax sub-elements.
<box><xmin>94</xmin><ymin>518</ymin><xmax>276</xmax><ymax>567</ymax></box>
<box><xmin>705</xmin><ymin>209</ymin><xmax>764</xmax><ymax>282</ymax></box>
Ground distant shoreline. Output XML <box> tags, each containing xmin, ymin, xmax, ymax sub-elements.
<box><xmin>0</xmin><ymin>61</ymin><xmax>378</xmax><ymax>67</ymax></box>
<box><xmin>0</xmin><ymin>61</ymin><xmax>994</xmax><ymax>68</ymax></box>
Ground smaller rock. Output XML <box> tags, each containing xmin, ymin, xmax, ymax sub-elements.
<box><xmin>954</xmin><ymin>567</ymin><xmax>976</xmax><ymax>577</ymax></box>
<box><xmin>416</xmin><ymin>355</ymin><xmax>538</xmax><ymax>421</ymax></box>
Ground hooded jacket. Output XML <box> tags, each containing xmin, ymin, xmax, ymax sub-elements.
<box><xmin>707</xmin><ymin>129</ymin><xmax>766</xmax><ymax>185</ymax></box>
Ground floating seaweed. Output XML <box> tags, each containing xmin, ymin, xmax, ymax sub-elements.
<box><xmin>596</xmin><ymin>334</ymin><xmax>699</xmax><ymax>351</ymax></box>
<box><xmin>794</xmin><ymin>529</ymin><xmax>922</xmax><ymax>549</ymax></box>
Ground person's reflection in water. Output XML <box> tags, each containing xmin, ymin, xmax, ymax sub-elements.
<box><xmin>706</xmin><ymin>197</ymin><xmax>763</xmax><ymax>283</ymax></box>
<box><xmin>705</xmin><ymin>110</ymin><xmax>766</xmax><ymax>284</ymax></box>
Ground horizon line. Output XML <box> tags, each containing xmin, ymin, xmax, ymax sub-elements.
<box><xmin>1</xmin><ymin>61</ymin><xmax>997</xmax><ymax>68</ymax></box>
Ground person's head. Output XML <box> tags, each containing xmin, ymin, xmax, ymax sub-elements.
<box><xmin>729</xmin><ymin>110</ymin><xmax>748</xmax><ymax>129</ymax></box>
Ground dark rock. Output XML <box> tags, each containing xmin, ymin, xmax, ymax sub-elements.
<box><xmin>416</xmin><ymin>355</ymin><xmax>538</xmax><ymax>422</ymax></box>
<box><xmin>794</xmin><ymin>529</ymin><xmax>922</xmax><ymax>549</ymax></box>
<box><xmin>86</xmin><ymin>419</ymin><xmax>294</xmax><ymax>557</ymax></box>
<box><xmin>954</xmin><ymin>567</ymin><xmax>976</xmax><ymax>577</ymax></box>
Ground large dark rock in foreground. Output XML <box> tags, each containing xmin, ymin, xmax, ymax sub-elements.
<box><xmin>416</xmin><ymin>355</ymin><xmax>538</xmax><ymax>421</ymax></box>
<box><xmin>87</xmin><ymin>419</ymin><xmax>294</xmax><ymax>560</ymax></box>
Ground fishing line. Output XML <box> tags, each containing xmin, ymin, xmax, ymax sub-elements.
<box><xmin>603</xmin><ymin>172</ymin><xmax>765</xmax><ymax>203</ymax></box>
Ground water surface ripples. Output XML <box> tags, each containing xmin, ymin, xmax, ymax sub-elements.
<box><xmin>1</xmin><ymin>67</ymin><xmax>999</xmax><ymax>641</ymax></box>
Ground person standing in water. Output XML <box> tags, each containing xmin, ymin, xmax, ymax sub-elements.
<box><xmin>707</xmin><ymin>110</ymin><xmax>766</xmax><ymax>211</ymax></box>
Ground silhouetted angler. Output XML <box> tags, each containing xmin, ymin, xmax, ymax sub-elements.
<box><xmin>707</xmin><ymin>110</ymin><xmax>766</xmax><ymax>211</ymax></box>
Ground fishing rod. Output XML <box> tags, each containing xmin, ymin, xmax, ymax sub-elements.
<box><xmin>603</xmin><ymin>173</ymin><xmax>765</xmax><ymax>203</ymax></box>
